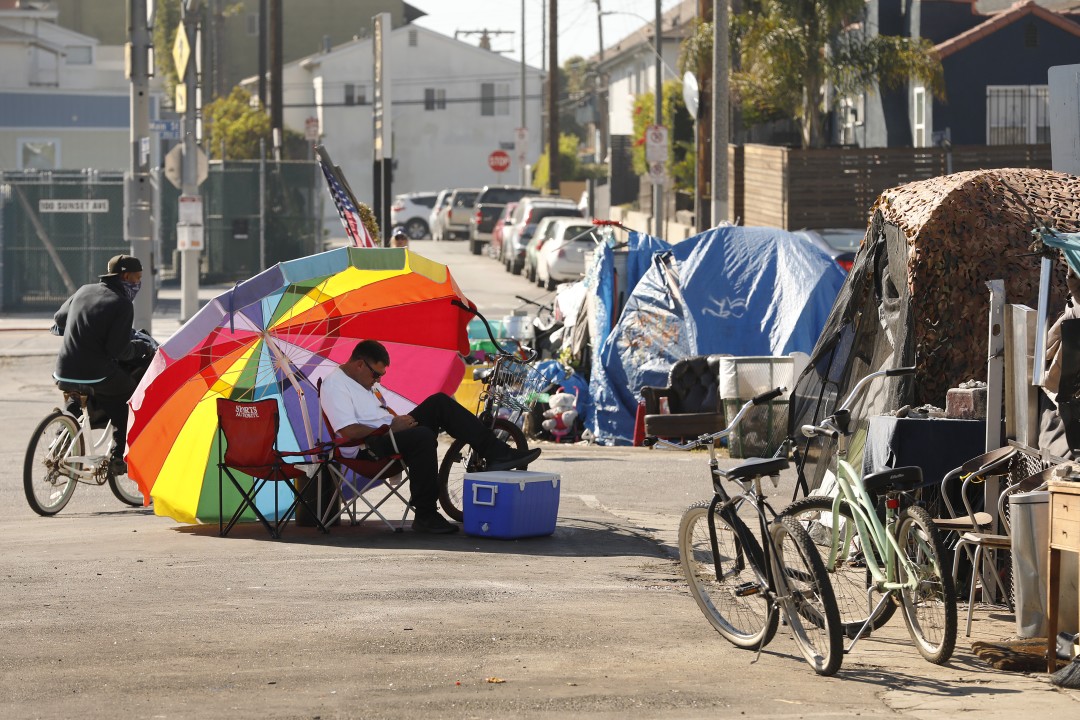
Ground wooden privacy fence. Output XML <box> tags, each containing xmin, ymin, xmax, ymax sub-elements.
<box><xmin>732</xmin><ymin>143</ymin><xmax>1053</xmax><ymax>230</ymax></box>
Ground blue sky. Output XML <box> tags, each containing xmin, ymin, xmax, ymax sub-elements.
<box><xmin>409</xmin><ymin>0</ymin><xmax>684</xmax><ymax>68</ymax></box>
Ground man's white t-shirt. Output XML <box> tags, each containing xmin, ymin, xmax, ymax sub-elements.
<box><xmin>321</xmin><ymin>366</ymin><xmax>394</xmax><ymax>458</ymax></box>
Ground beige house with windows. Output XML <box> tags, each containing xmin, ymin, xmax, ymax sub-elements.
<box><xmin>0</xmin><ymin>4</ymin><xmax>135</xmax><ymax>170</ymax></box>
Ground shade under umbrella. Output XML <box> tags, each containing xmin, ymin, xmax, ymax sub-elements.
<box><xmin>127</xmin><ymin>247</ymin><xmax>475</xmax><ymax>524</ymax></box>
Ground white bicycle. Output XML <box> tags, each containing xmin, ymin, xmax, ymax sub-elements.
<box><xmin>23</xmin><ymin>386</ymin><xmax>145</xmax><ymax>516</ymax></box>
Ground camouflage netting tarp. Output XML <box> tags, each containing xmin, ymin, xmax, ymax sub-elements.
<box><xmin>789</xmin><ymin>167</ymin><xmax>1080</xmax><ymax>494</ymax></box>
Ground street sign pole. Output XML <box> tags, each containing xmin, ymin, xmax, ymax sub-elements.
<box><xmin>178</xmin><ymin>1</ymin><xmax>203</xmax><ymax>322</ymax></box>
<box><xmin>127</xmin><ymin>0</ymin><xmax>154</xmax><ymax>331</ymax></box>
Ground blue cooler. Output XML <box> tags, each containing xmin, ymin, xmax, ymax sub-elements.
<box><xmin>463</xmin><ymin>471</ymin><xmax>560</xmax><ymax>539</ymax></box>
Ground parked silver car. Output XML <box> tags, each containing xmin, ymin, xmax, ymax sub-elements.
<box><xmin>443</xmin><ymin>188</ymin><xmax>481</xmax><ymax>241</ymax></box>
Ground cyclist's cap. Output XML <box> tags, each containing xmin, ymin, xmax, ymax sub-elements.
<box><xmin>100</xmin><ymin>254</ymin><xmax>143</xmax><ymax>278</ymax></box>
<box><xmin>391</xmin><ymin>225</ymin><xmax>407</xmax><ymax>238</ymax></box>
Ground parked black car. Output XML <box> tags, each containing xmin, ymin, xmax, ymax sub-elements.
<box><xmin>468</xmin><ymin>185</ymin><xmax>541</xmax><ymax>256</ymax></box>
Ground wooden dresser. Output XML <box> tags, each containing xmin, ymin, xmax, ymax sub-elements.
<box><xmin>1047</xmin><ymin>479</ymin><xmax>1080</xmax><ymax>672</ymax></box>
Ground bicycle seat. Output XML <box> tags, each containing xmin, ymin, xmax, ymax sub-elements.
<box><xmin>862</xmin><ymin>466</ymin><xmax>927</xmax><ymax>495</ymax></box>
<box><xmin>56</xmin><ymin>380</ymin><xmax>97</xmax><ymax>396</ymax></box>
<box><xmin>473</xmin><ymin>367</ymin><xmax>494</xmax><ymax>382</ymax></box>
<box><xmin>717</xmin><ymin>456</ymin><xmax>789</xmax><ymax>481</ymax></box>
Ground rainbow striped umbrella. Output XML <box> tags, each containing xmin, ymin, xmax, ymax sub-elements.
<box><xmin>126</xmin><ymin>247</ymin><xmax>475</xmax><ymax>524</ymax></box>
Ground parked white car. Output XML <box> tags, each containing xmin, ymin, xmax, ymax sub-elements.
<box><xmin>501</xmin><ymin>197</ymin><xmax>582</xmax><ymax>275</ymax></box>
<box><xmin>390</xmin><ymin>191</ymin><xmax>439</xmax><ymax>240</ymax></box>
<box><xmin>536</xmin><ymin>219</ymin><xmax>600</xmax><ymax>290</ymax></box>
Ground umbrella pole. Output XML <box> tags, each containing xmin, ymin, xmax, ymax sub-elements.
<box><xmin>261</xmin><ymin>332</ymin><xmax>318</xmax><ymax>449</ymax></box>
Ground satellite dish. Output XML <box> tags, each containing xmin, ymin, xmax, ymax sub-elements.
<box><xmin>682</xmin><ymin>71</ymin><xmax>700</xmax><ymax>120</ymax></box>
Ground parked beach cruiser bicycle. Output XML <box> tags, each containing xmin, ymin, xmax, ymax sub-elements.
<box><xmin>651</xmin><ymin>389</ymin><xmax>844</xmax><ymax>676</ymax></box>
<box><xmin>780</xmin><ymin>367</ymin><xmax>957</xmax><ymax>664</ymax></box>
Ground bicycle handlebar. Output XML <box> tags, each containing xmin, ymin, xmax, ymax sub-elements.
<box><xmin>451</xmin><ymin>299</ymin><xmax>538</xmax><ymax>361</ymax></box>
<box><xmin>802</xmin><ymin>365</ymin><xmax>916</xmax><ymax>440</ymax></box>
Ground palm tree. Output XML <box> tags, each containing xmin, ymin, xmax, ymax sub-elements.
<box><xmin>733</xmin><ymin>0</ymin><xmax>944</xmax><ymax>148</ymax></box>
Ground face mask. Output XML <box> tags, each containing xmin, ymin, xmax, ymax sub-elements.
<box><xmin>121</xmin><ymin>281</ymin><xmax>141</xmax><ymax>301</ymax></box>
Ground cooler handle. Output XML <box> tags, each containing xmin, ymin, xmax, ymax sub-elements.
<box><xmin>472</xmin><ymin>483</ymin><xmax>499</xmax><ymax>506</ymax></box>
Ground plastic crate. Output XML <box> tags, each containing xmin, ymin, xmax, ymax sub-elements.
<box><xmin>719</xmin><ymin>355</ymin><xmax>807</xmax><ymax>459</ymax></box>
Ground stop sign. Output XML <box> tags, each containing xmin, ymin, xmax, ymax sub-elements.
<box><xmin>488</xmin><ymin>150</ymin><xmax>511</xmax><ymax>172</ymax></box>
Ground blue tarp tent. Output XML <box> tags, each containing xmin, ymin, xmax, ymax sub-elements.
<box><xmin>589</xmin><ymin>226</ymin><xmax>847</xmax><ymax>445</ymax></box>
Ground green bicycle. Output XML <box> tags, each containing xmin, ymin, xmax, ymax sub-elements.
<box><xmin>782</xmin><ymin>367</ymin><xmax>957</xmax><ymax>664</ymax></box>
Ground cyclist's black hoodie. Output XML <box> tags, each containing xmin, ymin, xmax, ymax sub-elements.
<box><xmin>52</xmin><ymin>278</ymin><xmax>136</xmax><ymax>382</ymax></box>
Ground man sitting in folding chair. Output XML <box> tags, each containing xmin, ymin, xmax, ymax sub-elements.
<box><xmin>321</xmin><ymin>339</ymin><xmax>541</xmax><ymax>534</ymax></box>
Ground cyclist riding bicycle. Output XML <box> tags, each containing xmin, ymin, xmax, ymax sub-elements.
<box><xmin>51</xmin><ymin>254</ymin><xmax>154</xmax><ymax>477</ymax></box>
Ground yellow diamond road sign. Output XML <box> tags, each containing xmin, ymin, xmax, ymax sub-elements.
<box><xmin>172</xmin><ymin>25</ymin><xmax>190</xmax><ymax>79</ymax></box>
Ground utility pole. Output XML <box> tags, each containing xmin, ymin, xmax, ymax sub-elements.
<box><xmin>520</xmin><ymin>0</ymin><xmax>528</xmax><ymax>186</ymax></box>
<box><xmin>654</xmin><ymin>0</ymin><xmax>663</xmax><ymax>236</ymax></box>
<box><xmin>269</xmin><ymin>0</ymin><xmax>283</xmax><ymax>160</ymax></box>
<box><xmin>696</xmin><ymin>0</ymin><xmax>712</xmax><ymax>231</ymax></box>
<box><xmin>178</xmin><ymin>0</ymin><xmax>204</xmax><ymax>322</ymax></box>
<box><xmin>595</xmin><ymin>0</ymin><xmax>608</xmax><ymax>165</ymax></box>
<box><xmin>548</xmin><ymin>0</ymin><xmax>559</xmax><ymax>194</ymax></box>
<box><xmin>711</xmin><ymin>0</ymin><xmax>729</xmax><ymax>225</ymax></box>
<box><xmin>258</xmin><ymin>0</ymin><xmax>267</xmax><ymax>108</ymax></box>
<box><xmin>127</xmin><ymin>0</ymin><xmax>153</xmax><ymax>332</ymax></box>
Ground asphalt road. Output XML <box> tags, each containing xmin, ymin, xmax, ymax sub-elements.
<box><xmin>0</xmin><ymin>239</ymin><xmax>1075</xmax><ymax>718</ymax></box>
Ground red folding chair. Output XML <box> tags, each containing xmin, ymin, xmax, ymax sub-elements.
<box><xmin>316</xmin><ymin>381</ymin><xmax>413</xmax><ymax>532</ymax></box>
<box><xmin>216</xmin><ymin>398</ymin><xmax>331</xmax><ymax>538</ymax></box>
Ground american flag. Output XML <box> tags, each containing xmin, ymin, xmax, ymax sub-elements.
<box><xmin>316</xmin><ymin>146</ymin><xmax>376</xmax><ymax>248</ymax></box>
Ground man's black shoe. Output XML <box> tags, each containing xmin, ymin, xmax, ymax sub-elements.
<box><xmin>486</xmin><ymin>447</ymin><xmax>541</xmax><ymax>473</ymax></box>
<box><xmin>412</xmin><ymin>511</ymin><xmax>459</xmax><ymax>534</ymax></box>
<box><xmin>108</xmin><ymin>456</ymin><xmax>128</xmax><ymax>477</ymax></box>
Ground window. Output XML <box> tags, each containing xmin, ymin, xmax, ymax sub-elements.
<box><xmin>247</xmin><ymin>13</ymin><xmax>259</xmax><ymax>36</ymax></box>
<box><xmin>19</xmin><ymin>139</ymin><xmax>60</xmax><ymax>170</ymax></box>
<box><xmin>408</xmin><ymin>29</ymin><xmax>418</xmax><ymax>47</ymax></box>
<box><xmin>424</xmin><ymin>88</ymin><xmax>446</xmax><ymax>111</ymax></box>
<box><xmin>987</xmin><ymin>85</ymin><xmax>1049</xmax><ymax>144</ymax></box>
<box><xmin>912</xmin><ymin>86</ymin><xmax>927</xmax><ymax>147</ymax></box>
<box><xmin>65</xmin><ymin>46</ymin><xmax>92</xmax><ymax>65</ymax></box>
<box><xmin>838</xmin><ymin>94</ymin><xmax>864</xmax><ymax>145</ymax></box>
<box><xmin>480</xmin><ymin>82</ymin><xmax>510</xmax><ymax>116</ymax></box>
<box><xmin>344</xmin><ymin>84</ymin><xmax>366</xmax><ymax>106</ymax></box>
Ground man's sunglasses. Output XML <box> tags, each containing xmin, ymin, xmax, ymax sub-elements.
<box><xmin>364</xmin><ymin>359</ymin><xmax>385</xmax><ymax>379</ymax></box>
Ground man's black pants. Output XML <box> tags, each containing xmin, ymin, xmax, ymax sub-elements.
<box><xmin>366</xmin><ymin>392</ymin><xmax>504</xmax><ymax>514</ymax></box>
<box><xmin>89</xmin><ymin>367</ymin><xmax>137</xmax><ymax>460</ymax></box>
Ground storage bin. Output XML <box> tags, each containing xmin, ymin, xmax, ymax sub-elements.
<box><xmin>1010</xmin><ymin>490</ymin><xmax>1079</xmax><ymax>637</ymax></box>
<box><xmin>463</xmin><ymin>470</ymin><xmax>560</xmax><ymax>539</ymax></box>
<box><xmin>719</xmin><ymin>354</ymin><xmax>808</xmax><ymax>458</ymax></box>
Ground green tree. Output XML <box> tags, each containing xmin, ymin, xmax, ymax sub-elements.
<box><xmin>734</xmin><ymin>0</ymin><xmax>944</xmax><ymax>148</ymax></box>
<box><xmin>532</xmin><ymin>133</ymin><xmax>582</xmax><ymax>190</ymax></box>
<box><xmin>203</xmin><ymin>87</ymin><xmax>270</xmax><ymax>160</ymax></box>
<box><xmin>152</xmin><ymin>0</ymin><xmax>183</xmax><ymax>97</ymax></box>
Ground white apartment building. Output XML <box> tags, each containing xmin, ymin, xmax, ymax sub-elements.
<box><xmin>262</xmin><ymin>24</ymin><xmax>544</xmax><ymax>229</ymax></box>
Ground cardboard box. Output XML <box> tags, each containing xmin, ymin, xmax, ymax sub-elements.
<box><xmin>463</xmin><ymin>470</ymin><xmax>560</xmax><ymax>539</ymax></box>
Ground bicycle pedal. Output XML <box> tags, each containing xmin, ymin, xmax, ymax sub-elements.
<box><xmin>733</xmin><ymin>582</ymin><xmax>761</xmax><ymax>597</ymax></box>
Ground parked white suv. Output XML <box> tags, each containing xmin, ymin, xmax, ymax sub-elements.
<box><xmin>390</xmin><ymin>192</ymin><xmax>439</xmax><ymax>240</ymax></box>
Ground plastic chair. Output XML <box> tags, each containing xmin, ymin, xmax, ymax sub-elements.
<box><xmin>216</xmin><ymin>398</ymin><xmax>330</xmax><ymax>539</ymax></box>
<box><xmin>317</xmin><ymin>381</ymin><xmax>413</xmax><ymax>532</ymax></box>
<box><xmin>951</xmin><ymin>466</ymin><xmax>1054</xmax><ymax>636</ymax></box>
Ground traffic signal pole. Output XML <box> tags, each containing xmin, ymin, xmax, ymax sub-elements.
<box><xmin>127</xmin><ymin>0</ymin><xmax>153</xmax><ymax>332</ymax></box>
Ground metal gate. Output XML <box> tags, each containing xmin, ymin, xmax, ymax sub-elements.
<box><xmin>0</xmin><ymin>170</ymin><xmax>127</xmax><ymax>312</ymax></box>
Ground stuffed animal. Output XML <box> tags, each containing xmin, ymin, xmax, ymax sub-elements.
<box><xmin>541</xmin><ymin>391</ymin><xmax>579</xmax><ymax>442</ymax></box>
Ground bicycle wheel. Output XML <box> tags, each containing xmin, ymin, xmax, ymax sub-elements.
<box><xmin>437</xmin><ymin>417</ymin><xmax>527</xmax><ymax>521</ymax></box>
<box><xmin>108</xmin><ymin>469</ymin><xmax>145</xmax><ymax>507</ymax></box>
<box><xmin>678</xmin><ymin>500</ymin><xmax>779</xmax><ymax>649</ymax></box>
<box><xmin>24</xmin><ymin>411</ymin><xmax>82</xmax><ymax>516</ymax></box>
<box><xmin>769</xmin><ymin>515</ymin><xmax>844</xmax><ymax>676</ymax></box>
<box><xmin>781</xmin><ymin>496</ymin><xmax>897</xmax><ymax>634</ymax></box>
<box><xmin>895</xmin><ymin>504</ymin><xmax>957</xmax><ymax>664</ymax></box>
